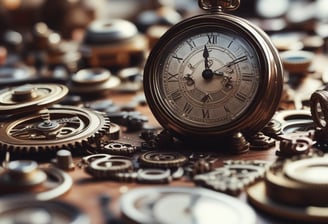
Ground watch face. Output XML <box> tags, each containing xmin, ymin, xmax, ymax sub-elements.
<box><xmin>160</xmin><ymin>30</ymin><xmax>261</xmax><ymax>128</ymax></box>
<box><xmin>144</xmin><ymin>15</ymin><xmax>281</xmax><ymax>138</ymax></box>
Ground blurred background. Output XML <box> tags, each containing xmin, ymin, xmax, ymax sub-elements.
<box><xmin>1</xmin><ymin>0</ymin><xmax>327</xmax><ymax>42</ymax></box>
<box><xmin>0</xmin><ymin>0</ymin><xmax>327</xmax><ymax>97</ymax></box>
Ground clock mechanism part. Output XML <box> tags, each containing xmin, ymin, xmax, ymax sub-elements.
<box><xmin>143</xmin><ymin>0</ymin><xmax>283</xmax><ymax>145</ymax></box>
<box><xmin>0</xmin><ymin>83</ymin><xmax>68</xmax><ymax>115</ymax></box>
<box><xmin>0</xmin><ymin>200</ymin><xmax>89</xmax><ymax>224</ymax></box>
<box><xmin>247</xmin><ymin>153</ymin><xmax>328</xmax><ymax>223</ymax></box>
<box><xmin>120</xmin><ymin>186</ymin><xmax>257</xmax><ymax>224</ymax></box>
<box><xmin>81</xmin><ymin>19</ymin><xmax>148</xmax><ymax>69</ymax></box>
<box><xmin>310</xmin><ymin>89</ymin><xmax>328</xmax><ymax>149</ymax></box>
<box><xmin>194</xmin><ymin>159</ymin><xmax>269</xmax><ymax>195</ymax></box>
<box><xmin>273</xmin><ymin>109</ymin><xmax>315</xmax><ymax>135</ymax></box>
<box><xmin>280</xmin><ymin>50</ymin><xmax>314</xmax><ymax>74</ymax></box>
<box><xmin>68</xmin><ymin>67</ymin><xmax>121</xmax><ymax>96</ymax></box>
<box><xmin>0</xmin><ymin>159</ymin><xmax>72</xmax><ymax>201</ymax></box>
<box><xmin>0</xmin><ymin>105</ymin><xmax>111</xmax><ymax>158</ymax></box>
<box><xmin>138</xmin><ymin>151</ymin><xmax>188</xmax><ymax>168</ymax></box>
<box><xmin>80</xmin><ymin>153</ymin><xmax>185</xmax><ymax>183</ymax></box>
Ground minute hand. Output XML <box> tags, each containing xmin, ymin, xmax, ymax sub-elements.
<box><xmin>213</xmin><ymin>55</ymin><xmax>248</xmax><ymax>74</ymax></box>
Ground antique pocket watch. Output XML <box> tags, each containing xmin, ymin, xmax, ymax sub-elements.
<box><xmin>143</xmin><ymin>0</ymin><xmax>283</xmax><ymax>144</ymax></box>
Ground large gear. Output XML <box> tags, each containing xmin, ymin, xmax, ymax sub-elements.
<box><xmin>0</xmin><ymin>106</ymin><xmax>110</xmax><ymax>157</ymax></box>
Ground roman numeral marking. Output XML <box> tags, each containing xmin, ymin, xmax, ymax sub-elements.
<box><xmin>172</xmin><ymin>53</ymin><xmax>183</xmax><ymax>63</ymax></box>
<box><xmin>235</xmin><ymin>92</ymin><xmax>247</xmax><ymax>102</ymax></box>
<box><xmin>167</xmin><ymin>73</ymin><xmax>179</xmax><ymax>82</ymax></box>
<box><xmin>202</xmin><ymin>109</ymin><xmax>210</xmax><ymax>119</ymax></box>
<box><xmin>183</xmin><ymin>103</ymin><xmax>193</xmax><ymax>114</ymax></box>
<box><xmin>207</xmin><ymin>34</ymin><xmax>218</xmax><ymax>44</ymax></box>
<box><xmin>186</xmin><ymin>39</ymin><xmax>196</xmax><ymax>50</ymax></box>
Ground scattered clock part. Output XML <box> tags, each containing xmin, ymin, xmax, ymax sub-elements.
<box><xmin>309</xmin><ymin>89</ymin><xmax>328</xmax><ymax>150</ymax></box>
<box><xmin>247</xmin><ymin>132</ymin><xmax>276</xmax><ymax>150</ymax></box>
<box><xmin>280</xmin><ymin>50</ymin><xmax>314</xmax><ymax>74</ymax></box>
<box><xmin>0</xmin><ymin>160</ymin><xmax>72</xmax><ymax>201</ymax></box>
<box><xmin>194</xmin><ymin>161</ymin><xmax>268</xmax><ymax>195</ymax></box>
<box><xmin>247</xmin><ymin>153</ymin><xmax>328</xmax><ymax>223</ymax></box>
<box><xmin>51</xmin><ymin>149</ymin><xmax>75</xmax><ymax>171</ymax></box>
<box><xmin>276</xmin><ymin>135</ymin><xmax>313</xmax><ymax>157</ymax></box>
<box><xmin>81</xmin><ymin>19</ymin><xmax>147</xmax><ymax>68</ymax></box>
<box><xmin>0</xmin><ymin>106</ymin><xmax>111</xmax><ymax>158</ymax></box>
<box><xmin>68</xmin><ymin>68</ymin><xmax>120</xmax><ymax>96</ymax></box>
<box><xmin>273</xmin><ymin>109</ymin><xmax>315</xmax><ymax>135</ymax></box>
<box><xmin>82</xmin><ymin>154</ymin><xmax>133</xmax><ymax>179</ymax></box>
<box><xmin>138</xmin><ymin>151</ymin><xmax>188</xmax><ymax>168</ymax></box>
<box><xmin>103</xmin><ymin>142</ymin><xmax>138</xmax><ymax>156</ymax></box>
<box><xmin>137</xmin><ymin>168</ymin><xmax>172</xmax><ymax>184</ymax></box>
<box><xmin>120</xmin><ymin>186</ymin><xmax>257</xmax><ymax>224</ymax></box>
<box><xmin>0</xmin><ymin>160</ymin><xmax>47</xmax><ymax>194</ymax></box>
<box><xmin>0</xmin><ymin>83</ymin><xmax>68</xmax><ymax>115</ymax></box>
<box><xmin>0</xmin><ymin>200</ymin><xmax>90</xmax><ymax>224</ymax></box>
<box><xmin>261</xmin><ymin>119</ymin><xmax>282</xmax><ymax>138</ymax></box>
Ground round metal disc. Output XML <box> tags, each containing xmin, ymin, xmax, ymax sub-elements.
<box><xmin>0</xmin><ymin>84</ymin><xmax>68</xmax><ymax>115</ymax></box>
<box><xmin>120</xmin><ymin>186</ymin><xmax>256</xmax><ymax>224</ymax></box>
<box><xmin>0</xmin><ymin>200</ymin><xmax>89</xmax><ymax>224</ymax></box>
<box><xmin>284</xmin><ymin>157</ymin><xmax>328</xmax><ymax>185</ymax></box>
<box><xmin>247</xmin><ymin>181</ymin><xmax>328</xmax><ymax>223</ymax></box>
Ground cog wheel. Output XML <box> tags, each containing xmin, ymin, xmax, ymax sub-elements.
<box><xmin>0</xmin><ymin>106</ymin><xmax>110</xmax><ymax>157</ymax></box>
<box><xmin>139</xmin><ymin>151</ymin><xmax>188</xmax><ymax>168</ymax></box>
<box><xmin>0</xmin><ymin>83</ymin><xmax>68</xmax><ymax>115</ymax></box>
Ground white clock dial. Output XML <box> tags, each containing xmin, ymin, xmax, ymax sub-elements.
<box><xmin>160</xmin><ymin>31</ymin><xmax>261</xmax><ymax>127</ymax></box>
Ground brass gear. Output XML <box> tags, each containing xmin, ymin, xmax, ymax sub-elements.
<box><xmin>138</xmin><ymin>151</ymin><xmax>188</xmax><ymax>168</ymax></box>
<box><xmin>0</xmin><ymin>106</ymin><xmax>110</xmax><ymax>157</ymax></box>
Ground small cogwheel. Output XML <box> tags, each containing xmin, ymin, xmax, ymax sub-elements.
<box><xmin>139</xmin><ymin>151</ymin><xmax>188</xmax><ymax>168</ymax></box>
<box><xmin>103</xmin><ymin>142</ymin><xmax>138</xmax><ymax>156</ymax></box>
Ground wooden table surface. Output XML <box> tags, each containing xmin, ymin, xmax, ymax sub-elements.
<box><xmin>61</xmin><ymin>91</ymin><xmax>281</xmax><ymax>224</ymax></box>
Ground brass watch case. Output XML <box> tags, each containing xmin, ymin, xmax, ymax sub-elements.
<box><xmin>143</xmin><ymin>12</ymin><xmax>283</xmax><ymax>143</ymax></box>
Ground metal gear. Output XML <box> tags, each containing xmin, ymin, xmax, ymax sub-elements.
<box><xmin>0</xmin><ymin>106</ymin><xmax>110</xmax><ymax>157</ymax></box>
<box><xmin>0</xmin><ymin>84</ymin><xmax>68</xmax><ymax>115</ymax></box>
<box><xmin>138</xmin><ymin>151</ymin><xmax>188</xmax><ymax>168</ymax></box>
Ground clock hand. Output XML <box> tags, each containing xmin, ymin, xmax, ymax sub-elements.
<box><xmin>202</xmin><ymin>45</ymin><xmax>214</xmax><ymax>80</ymax></box>
<box><xmin>213</xmin><ymin>55</ymin><xmax>248</xmax><ymax>75</ymax></box>
<box><xmin>203</xmin><ymin>45</ymin><xmax>210</xmax><ymax>70</ymax></box>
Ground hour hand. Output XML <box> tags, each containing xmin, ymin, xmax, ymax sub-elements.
<box><xmin>203</xmin><ymin>45</ymin><xmax>210</xmax><ymax>69</ymax></box>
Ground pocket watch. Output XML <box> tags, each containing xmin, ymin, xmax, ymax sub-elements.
<box><xmin>143</xmin><ymin>0</ymin><xmax>283</xmax><ymax>144</ymax></box>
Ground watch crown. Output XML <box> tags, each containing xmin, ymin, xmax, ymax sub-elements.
<box><xmin>198</xmin><ymin>0</ymin><xmax>240</xmax><ymax>12</ymax></box>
